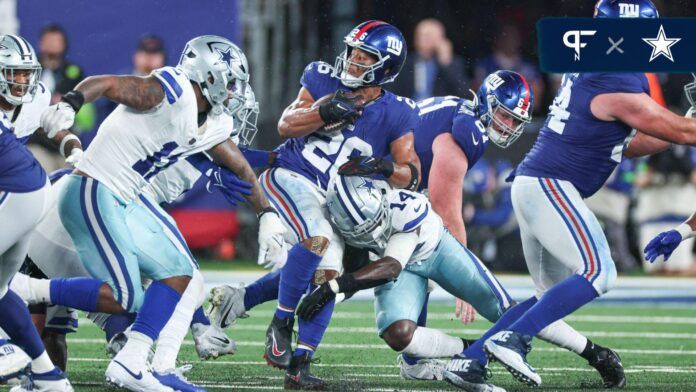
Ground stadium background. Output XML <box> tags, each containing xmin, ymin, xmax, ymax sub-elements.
<box><xmin>3</xmin><ymin>0</ymin><xmax>696</xmax><ymax>279</ymax></box>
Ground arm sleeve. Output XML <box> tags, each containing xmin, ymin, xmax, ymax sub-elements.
<box><xmin>383</xmin><ymin>231</ymin><xmax>419</xmax><ymax>268</ymax></box>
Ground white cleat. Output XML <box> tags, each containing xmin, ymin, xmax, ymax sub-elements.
<box><xmin>207</xmin><ymin>284</ymin><xmax>248</xmax><ymax>329</ymax></box>
<box><xmin>0</xmin><ymin>342</ymin><xmax>31</xmax><ymax>383</ymax></box>
<box><xmin>397</xmin><ymin>354</ymin><xmax>445</xmax><ymax>381</ymax></box>
<box><xmin>106</xmin><ymin>330</ymin><xmax>155</xmax><ymax>362</ymax></box>
<box><xmin>10</xmin><ymin>367</ymin><xmax>74</xmax><ymax>392</ymax></box>
<box><xmin>191</xmin><ymin>323</ymin><xmax>237</xmax><ymax>360</ymax></box>
<box><xmin>105</xmin><ymin>359</ymin><xmax>173</xmax><ymax>392</ymax></box>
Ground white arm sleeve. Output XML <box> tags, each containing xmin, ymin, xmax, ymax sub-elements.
<box><xmin>384</xmin><ymin>231</ymin><xmax>419</xmax><ymax>268</ymax></box>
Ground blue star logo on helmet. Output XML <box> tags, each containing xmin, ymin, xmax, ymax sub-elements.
<box><xmin>216</xmin><ymin>47</ymin><xmax>235</xmax><ymax>71</ymax></box>
<box><xmin>357</xmin><ymin>178</ymin><xmax>376</xmax><ymax>192</ymax></box>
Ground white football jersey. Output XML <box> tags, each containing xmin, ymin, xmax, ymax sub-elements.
<box><xmin>1</xmin><ymin>82</ymin><xmax>51</xmax><ymax>142</ymax></box>
<box><xmin>77</xmin><ymin>66</ymin><xmax>234</xmax><ymax>203</ymax></box>
<box><xmin>370</xmin><ymin>190</ymin><xmax>443</xmax><ymax>264</ymax></box>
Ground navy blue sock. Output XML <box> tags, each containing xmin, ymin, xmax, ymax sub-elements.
<box><xmin>191</xmin><ymin>307</ymin><xmax>210</xmax><ymax>326</ymax></box>
<box><xmin>244</xmin><ymin>270</ymin><xmax>280</xmax><ymax>310</ymax></box>
<box><xmin>463</xmin><ymin>296</ymin><xmax>538</xmax><ymax>364</ymax></box>
<box><xmin>510</xmin><ymin>275</ymin><xmax>599</xmax><ymax>337</ymax></box>
<box><xmin>131</xmin><ymin>281</ymin><xmax>181</xmax><ymax>341</ymax></box>
<box><xmin>401</xmin><ymin>293</ymin><xmax>430</xmax><ymax>365</ymax></box>
<box><xmin>103</xmin><ymin>313</ymin><xmax>136</xmax><ymax>342</ymax></box>
<box><xmin>49</xmin><ymin>277</ymin><xmax>102</xmax><ymax>312</ymax></box>
<box><xmin>294</xmin><ymin>285</ymin><xmax>335</xmax><ymax>358</ymax></box>
<box><xmin>0</xmin><ymin>290</ymin><xmax>46</xmax><ymax>358</ymax></box>
<box><xmin>276</xmin><ymin>244</ymin><xmax>322</xmax><ymax>320</ymax></box>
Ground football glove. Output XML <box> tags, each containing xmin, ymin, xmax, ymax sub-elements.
<box><xmin>40</xmin><ymin>102</ymin><xmax>76</xmax><ymax>138</ymax></box>
<box><xmin>206</xmin><ymin>166</ymin><xmax>253</xmax><ymax>206</ymax></box>
<box><xmin>65</xmin><ymin>148</ymin><xmax>84</xmax><ymax>167</ymax></box>
<box><xmin>338</xmin><ymin>155</ymin><xmax>394</xmax><ymax>178</ymax></box>
<box><xmin>644</xmin><ymin>230</ymin><xmax>682</xmax><ymax>263</ymax></box>
<box><xmin>318</xmin><ymin>90</ymin><xmax>365</xmax><ymax>125</ymax></box>
<box><xmin>297</xmin><ymin>283</ymin><xmax>336</xmax><ymax>320</ymax></box>
<box><xmin>257</xmin><ymin>209</ymin><xmax>287</xmax><ymax>268</ymax></box>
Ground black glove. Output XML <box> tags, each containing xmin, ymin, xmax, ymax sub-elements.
<box><xmin>297</xmin><ymin>283</ymin><xmax>336</xmax><ymax>320</ymax></box>
<box><xmin>338</xmin><ymin>155</ymin><xmax>395</xmax><ymax>178</ymax></box>
<box><xmin>318</xmin><ymin>90</ymin><xmax>364</xmax><ymax>125</ymax></box>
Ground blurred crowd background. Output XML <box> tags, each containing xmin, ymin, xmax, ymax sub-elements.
<box><xmin>3</xmin><ymin>0</ymin><xmax>696</xmax><ymax>275</ymax></box>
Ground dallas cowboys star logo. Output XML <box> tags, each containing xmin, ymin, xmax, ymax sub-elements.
<box><xmin>357</xmin><ymin>178</ymin><xmax>376</xmax><ymax>192</ymax></box>
<box><xmin>216</xmin><ymin>47</ymin><xmax>235</xmax><ymax>71</ymax></box>
<box><xmin>642</xmin><ymin>25</ymin><xmax>681</xmax><ymax>63</ymax></box>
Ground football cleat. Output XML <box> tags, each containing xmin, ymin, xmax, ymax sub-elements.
<box><xmin>284</xmin><ymin>352</ymin><xmax>326</xmax><ymax>390</ymax></box>
<box><xmin>484</xmin><ymin>330</ymin><xmax>541</xmax><ymax>387</ymax></box>
<box><xmin>105</xmin><ymin>359</ymin><xmax>174</xmax><ymax>392</ymax></box>
<box><xmin>10</xmin><ymin>367</ymin><xmax>74</xmax><ymax>392</ymax></box>
<box><xmin>396</xmin><ymin>354</ymin><xmax>445</xmax><ymax>381</ymax></box>
<box><xmin>153</xmin><ymin>365</ymin><xmax>207</xmax><ymax>392</ymax></box>
<box><xmin>106</xmin><ymin>330</ymin><xmax>155</xmax><ymax>362</ymax></box>
<box><xmin>191</xmin><ymin>323</ymin><xmax>237</xmax><ymax>360</ymax></box>
<box><xmin>0</xmin><ymin>341</ymin><xmax>31</xmax><ymax>383</ymax></box>
<box><xmin>207</xmin><ymin>284</ymin><xmax>248</xmax><ymax>329</ymax></box>
<box><xmin>264</xmin><ymin>315</ymin><xmax>294</xmax><ymax>369</ymax></box>
<box><xmin>587</xmin><ymin>347</ymin><xmax>626</xmax><ymax>388</ymax></box>
<box><xmin>443</xmin><ymin>356</ymin><xmax>505</xmax><ymax>392</ymax></box>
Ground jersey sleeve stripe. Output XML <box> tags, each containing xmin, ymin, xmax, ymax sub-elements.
<box><xmin>403</xmin><ymin>204</ymin><xmax>429</xmax><ymax>231</ymax></box>
<box><xmin>159</xmin><ymin>70</ymin><xmax>184</xmax><ymax>98</ymax></box>
<box><xmin>0</xmin><ymin>192</ymin><xmax>7</xmax><ymax>207</ymax></box>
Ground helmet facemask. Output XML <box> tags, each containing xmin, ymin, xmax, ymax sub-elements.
<box><xmin>483</xmin><ymin>94</ymin><xmax>531</xmax><ymax>149</ymax></box>
<box><xmin>684</xmin><ymin>73</ymin><xmax>696</xmax><ymax>108</ymax></box>
<box><xmin>233</xmin><ymin>88</ymin><xmax>259</xmax><ymax>147</ymax></box>
<box><xmin>0</xmin><ymin>64</ymin><xmax>41</xmax><ymax>106</ymax></box>
<box><xmin>333</xmin><ymin>43</ymin><xmax>389</xmax><ymax>88</ymax></box>
<box><xmin>335</xmin><ymin>193</ymin><xmax>393</xmax><ymax>249</ymax></box>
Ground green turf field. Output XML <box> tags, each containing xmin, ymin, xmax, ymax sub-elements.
<box><xmin>7</xmin><ymin>301</ymin><xmax>696</xmax><ymax>391</ymax></box>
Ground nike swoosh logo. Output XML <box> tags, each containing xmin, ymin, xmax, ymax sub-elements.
<box><xmin>471</xmin><ymin>133</ymin><xmax>479</xmax><ymax>146</ymax></box>
<box><xmin>271</xmin><ymin>331</ymin><xmax>286</xmax><ymax>357</ymax></box>
<box><xmin>113</xmin><ymin>360</ymin><xmax>143</xmax><ymax>380</ymax></box>
<box><xmin>414</xmin><ymin>205</ymin><xmax>422</xmax><ymax>213</ymax></box>
<box><xmin>212</xmin><ymin>336</ymin><xmax>231</xmax><ymax>345</ymax></box>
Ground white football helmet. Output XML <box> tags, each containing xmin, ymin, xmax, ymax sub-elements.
<box><xmin>0</xmin><ymin>34</ymin><xmax>42</xmax><ymax>106</ymax></box>
<box><xmin>233</xmin><ymin>86</ymin><xmax>259</xmax><ymax>147</ymax></box>
<box><xmin>327</xmin><ymin>175</ymin><xmax>393</xmax><ymax>249</ymax></box>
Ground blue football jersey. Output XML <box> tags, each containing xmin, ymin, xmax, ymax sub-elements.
<box><xmin>414</xmin><ymin>96</ymin><xmax>489</xmax><ymax>190</ymax></box>
<box><xmin>273</xmin><ymin>61</ymin><xmax>418</xmax><ymax>190</ymax></box>
<box><xmin>516</xmin><ymin>73</ymin><xmax>649</xmax><ymax>198</ymax></box>
<box><xmin>0</xmin><ymin>113</ymin><xmax>47</xmax><ymax>193</ymax></box>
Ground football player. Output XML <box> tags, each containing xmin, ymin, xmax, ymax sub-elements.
<box><xmin>449</xmin><ymin>0</ymin><xmax>696</xmax><ymax>388</ymax></box>
<box><xmin>39</xmin><ymin>35</ymin><xmax>284</xmax><ymax>392</ymax></box>
<box><xmin>209</xmin><ymin>20</ymin><xmax>420</xmax><ymax>389</ymax></box>
<box><xmin>0</xmin><ymin>35</ymin><xmax>73</xmax><ymax>391</ymax></box>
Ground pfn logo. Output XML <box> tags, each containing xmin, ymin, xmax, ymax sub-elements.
<box><xmin>563</xmin><ymin>30</ymin><xmax>596</xmax><ymax>61</ymax></box>
<box><xmin>386</xmin><ymin>36</ymin><xmax>403</xmax><ymax>56</ymax></box>
<box><xmin>618</xmin><ymin>3</ymin><xmax>640</xmax><ymax>17</ymax></box>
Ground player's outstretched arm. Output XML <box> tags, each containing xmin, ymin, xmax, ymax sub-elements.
<box><xmin>50</xmin><ymin>129</ymin><xmax>84</xmax><ymax>166</ymax></box>
<box><xmin>624</xmin><ymin>131</ymin><xmax>672</xmax><ymax>158</ymax></box>
<box><xmin>277</xmin><ymin>87</ymin><xmax>324</xmax><ymax>138</ymax></box>
<box><xmin>388</xmin><ymin>132</ymin><xmax>421</xmax><ymax>190</ymax></box>
<box><xmin>592</xmin><ymin>92</ymin><xmax>696</xmax><ymax>146</ymax></box>
<box><xmin>75</xmin><ymin>75</ymin><xmax>165</xmax><ymax>111</ymax></box>
<box><xmin>428</xmin><ymin>133</ymin><xmax>469</xmax><ymax>245</ymax></box>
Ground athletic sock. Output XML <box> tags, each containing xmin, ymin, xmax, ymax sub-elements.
<box><xmin>0</xmin><ymin>290</ymin><xmax>49</xmax><ymax>360</ymax></box>
<box><xmin>245</xmin><ymin>269</ymin><xmax>280</xmax><ymax>310</ymax></box>
<box><xmin>50</xmin><ymin>277</ymin><xmax>102</xmax><ymax>312</ymax></box>
<box><xmin>463</xmin><ymin>296</ymin><xmax>538</xmax><ymax>364</ymax></box>
<box><xmin>294</xmin><ymin>285</ymin><xmax>334</xmax><ymax>358</ymax></box>
<box><xmin>130</xmin><ymin>281</ymin><xmax>181</xmax><ymax>341</ymax></box>
<box><xmin>103</xmin><ymin>313</ymin><xmax>136</xmax><ymax>342</ymax></box>
<box><xmin>537</xmin><ymin>319</ymin><xmax>588</xmax><ymax>355</ymax></box>
<box><xmin>191</xmin><ymin>307</ymin><xmax>210</xmax><ymax>326</ymax></box>
<box><xmin>276</xmin><ymin>244</ymin><xmax>322</xmax><ymax>320</ymax></box>
<box><xmin>510</xmin><ymin>274</ymin><xmax>599</xmax><ymax>337</ymax></box>
<box><xmin>402</xmin><ymin>327</ymin><xmax>464</xmax><ymax>358</ymax></box>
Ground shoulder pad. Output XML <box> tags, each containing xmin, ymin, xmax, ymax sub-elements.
<box><xmin>153</xmin><ymin>66</ymin><xmax>189</xmax><ymax>105</ymax></box>
<box><xmin>388</xmin><ymin>190</ymin><xmax>430</xmax><ymax>232</ymax></box>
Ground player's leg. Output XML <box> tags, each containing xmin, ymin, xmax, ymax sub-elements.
<box><xmin>256</xmin><ymin>168</ymin><xmax>330</xmax><ymax>369</ymax></box>
<box><xmin>58</xmin><ymin>175</ymin><xmax>173</xmax><ymax>391</ymax></box>
<box><xmin>0</xmin><ymin>185</ymin><xmax>72</xmax><ymax>391</ymax></box>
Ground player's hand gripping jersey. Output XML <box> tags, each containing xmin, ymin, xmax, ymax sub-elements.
<box><xmin>272</xmin><ymin>61</ymin><xmax>418</xmax><ymax>190</ymax></box>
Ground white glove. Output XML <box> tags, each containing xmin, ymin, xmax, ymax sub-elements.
<box><xmin>41</xmin><ymin>102</ymin><xmax>76</xmax><ymax>138</ymax></box>
<box><xmin>65</xmin><ymin>148</ymin><xmax>83</xmax><ymax>167</ymax></box>
<box><xmin>265</xmin><ymin>240</ymin><xmax>289</xmax><ymax>271</ymax></box>
<box><xmin>257</xmin><ymin>210</ymin><xmax>287</xmax><ymax>268</ymax></box>
<box><xmin>686</xmin><ymin>106</ymin><xmax>696</xmax><ymax>118</ymax></box>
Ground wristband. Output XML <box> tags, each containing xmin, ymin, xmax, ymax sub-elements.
<box><xmin>61</xmin><ymin>90</ymin><xmax>85</xmax><ymax>112</ymax></box>
<box><xmin>406</xmin><ymin>163</ymin><xmax>419</xmax><ymax>191</ymax></box>
<box><xmin>675</xmin><ymin>223</ymin><xmax>696</xmax><ymax>240</ymax></box>
<box><xmin>328</xmin><ymin>279</ymin><xmax>340</xmax><ymax>294</ymax></box>
<box><xmin>257</xmin><ymin>206</ymin><xmax>278</xmax><ymax>219</ymax></box>
<box><xmin>59</xmin><ymin>134</ymin><xmax>80</xmax><ymax>158</ymax></box>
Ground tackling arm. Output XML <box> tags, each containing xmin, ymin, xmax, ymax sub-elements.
<box><xmin>428</xmin><ymin>133</ymin><xmax>469</xmax><ymax>245</ymax></box>
<box><xmin>591</xmin><ymin>93</ymin><xmax>696</xmax><ymax>146</ymax></box>
<box><xmin>387</xmin><ymin>132</ymin><xmax>421</xmax><ymax>189</ymax></box>
<box><xmin>277</xmin><ymin>87</ymin><xmax>323</xmax><ymax>138</ymax></box>
<box><xmin>74</xmin><ymin>75</ymin><xmax>165</xmax><ymax>111</ymax></box>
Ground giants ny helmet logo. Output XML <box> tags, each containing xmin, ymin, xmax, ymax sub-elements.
<box><xmin>618</xmin><ymin>3</ymin><xmax>640</xmax><ymax>17</ymax></box>
<box><xmin>563</xmin><ymin>30</ymin><xmax>596</xmax><ymax>61</ymax></box>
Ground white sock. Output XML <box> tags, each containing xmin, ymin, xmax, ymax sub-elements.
<box><xmin>401</xmin><ymin>327</ymin><xmax>464</xmax><ymax>358</ymax></box>
<box><xmin>537</xmin><ymin>319</ymin><xmax>588</xmax><ymax>354</ymax></box>
<box><xmin>151</xmin><ymin>271</ymin><xmax>204</xmax><ymax>373</ymax></box>
<box><xmin>9</xmin><ymin>273</ymin><xmax>51</xmax><ymax>304</ymax></box>
<box><xmin>31</xmin><ymin>351</ymin><xmax>54</xmax><ymax>374</ymax></box>
<box><xmin>114</xmin><ymin>331</ymin><xmax>153</xmax><ymax>368</ymax></box>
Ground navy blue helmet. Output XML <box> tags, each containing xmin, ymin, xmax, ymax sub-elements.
<box><xmin>333</xmin><ymin>20</ymin><xmax>407</xmax><ymax>88</ymax></box>
<box><xmin>594</xmin><ymin>0</ymin><xmax>658</xmax><ymax>18</ymax></box>
<box><xmin>476</xmin><ymin>70</ymin><xmax>533</xmax><ymax>148</ymax></box>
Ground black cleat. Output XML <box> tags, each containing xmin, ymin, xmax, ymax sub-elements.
<box><xmin>264</xmin><ymin>315</ymin><xmax>294</xmax><ymax>369</ymax></box>
<box><xmin>587</xmin><ymin>347</ymin><xmax>626</xmax><ymax>388</ymax></box>
<box><xmin>443</xmin><ymin>356</ymin><xmax>505</xmax><ymax>392</ymax></box>
<box><xmin>284</xmin><ymin>352</ymin><xmax>327</xmax><ymax>390</ymax></box>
